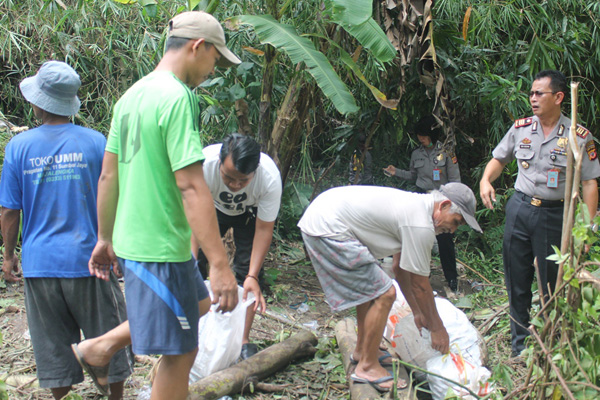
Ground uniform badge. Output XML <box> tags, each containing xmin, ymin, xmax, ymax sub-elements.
<box><xmin>586</xmin><ymin>140</ymin><xmax>598</xmax><ymax>161</ymax></box>
<box><xmin>521</xmin><ymin>161</ymin><xmax>530</xmax><ymax>169</ymax></box>
<box><xmin>515</xmin><ymin>118</ymin><xmax>533</xmax><ymax>128</ymax></box>
<box><xmin>557</xmin><ymin>125</ymin><xmax>565</xmax><ymax>136</ymax></box>
<box><xmin>520</xmin><ymin>144</ymin><xmax>531</xmax><ymax>149</ymax></box>
<box><xmin>532</xmin><ymin>121</ymin><xmax>538</xmax><ymax>131</ymax></box>
<box><xmin>452</xmin><ymin>156</ymin><xmax>458</xmax><ymax>164</ymax></box>
<box><xmin>576</xmin><ymin>125</ymin><xmax>590</xmax><ymax>139</ymax></box>
<box><xmin>436</xmin><ymin>153</ymin><xmax>444</xmax><ymax>161</ymax></box>
<box><xmin>521</xmin><ymin>138</ymin><xmax>532</xmax><ymax>144</ymax></box>
<box><xmin>557</xmin><ymin>137</ymin><xmax>568</xmax><ymax>148</ymax></box>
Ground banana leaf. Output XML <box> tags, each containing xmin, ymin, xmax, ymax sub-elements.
<box><xmin>329</xmin><ymin>0</ymin><xmax>372</xmax><ymax>26</ymax></box>
<box><xmin>328</xmin><ymin>0</ymin><xmax>396</xmax><ymax>63</ymax></box>
<box><xmin>234</xmin><ymin>14</ymin><xmax>359</xmax><ymax>115</ymax></box>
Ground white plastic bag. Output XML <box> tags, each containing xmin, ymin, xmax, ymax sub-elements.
<box><xmin>383</xmin><ymin>281</ymin><xmax>493</xmax><ymax>396</ymax></box>
<box><xmin>189</xmin><ymin>282</ymin><xmax>255</xmax><ymax>383</ymax></box>
<box><xmin>426</xmin><ymin>350</ymin><xmax>494</xmax><ymax>399</ymax></box>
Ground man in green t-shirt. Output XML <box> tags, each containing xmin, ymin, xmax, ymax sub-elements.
<box><xmin>70</xmin><ymin>12</ymin><xmax>241</xmax><ymax>400</ymax></box>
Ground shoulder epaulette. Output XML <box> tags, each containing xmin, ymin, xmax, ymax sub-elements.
<box><xmin>576</xmin><ymin>125</ymin><xmax>590</xmax><ymax>139</ymax></box>
<box><xmin>515</xmin><ymin>117</ymin><xmax>534</xmax><ymax>128</ymax></box>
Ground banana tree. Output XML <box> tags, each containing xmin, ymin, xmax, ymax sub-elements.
<box><xmin>232</xmin><ymin>0</ymin><xmax>398</xmax><ymax>183</ymax></box>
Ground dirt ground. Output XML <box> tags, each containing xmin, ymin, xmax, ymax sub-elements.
<box><xmin>0</xmin><ymin>244</ymin><xmax>481</xmax><ymax>400</ymax></box>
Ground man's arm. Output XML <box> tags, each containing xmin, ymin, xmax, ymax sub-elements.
<box><xmin>1</xmin><ymin>207</ymin><xmax>21</xmax><ymax>282</ymax></box>
<box><xmin>408</xmin><ymin>272</ymin><xmax>449</xmax><ymax>354</ymax></box>
<box><xmin>393</xmin><ymin>254</ymin><xmax>421</xmax><ymax>316</ymax></box>
<box><xmin>89</xmin><ymin>151</ymin><xmax>120</xmax><ymax>281</ymax></box>
<box><xmin>392</xmin><ymin>253</ymin><xmax>449</xmax><ymax>353</ymax></box>
<box><xmin>174</xmin><ymin>161</ymin><xmax>238</xmax><ymax>312</ymax></box>
<box><xmin>582</xmin><ymin>178</ymin><xmax>599</xmax><ymax>222</ymax></box>
<box><xmin>243</xmin><ymin>218</ymin><xmax>273</xmax><ymax>313</ymax></box>
<box><xmin>479</xmin><ymin>158</ymin><xmax>506</xmax><ymax>210</ymax></box>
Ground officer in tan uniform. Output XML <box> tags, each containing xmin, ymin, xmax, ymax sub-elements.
<box><xmin>480</xmin><ymin>70</ymin><xmax>600</xmax><ymax>356</ymax></box>
<box><xmin>384</xmin><ymin>116</ymin><xmax>462</xmax><ymax>291</ymax></box>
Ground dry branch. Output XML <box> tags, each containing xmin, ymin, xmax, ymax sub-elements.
<box><xmin>188</xmin><ymin>329</ymin><xmax>317</xmax><ymax>400</ymax></box>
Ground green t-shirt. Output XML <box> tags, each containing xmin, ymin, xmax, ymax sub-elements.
<box><xmin>106</xmin><ymin>71</ymin><xmax>204</xmax><ymax>262</ymax></box>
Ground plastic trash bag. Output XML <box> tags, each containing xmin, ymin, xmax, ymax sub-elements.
<box><xmin>384</xmin><ymin>281</ymin><xmax>494</xmax><ymax>397</ymax></box>
<box><xmin>426</xmin><ymin>349</ymin><xmax>494</xmax><ymax>399</ymax></box>
<box><xmin>189</xmin><ymin>282</ymin><xmax>255</xmax><ymax>383</ymax></box>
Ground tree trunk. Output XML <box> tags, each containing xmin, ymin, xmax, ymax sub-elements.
<box><xmin>188</xmin><ymin>329</ymin><xmax>317</xmax><ymax>400</ymax></box>
<box><xmin>267</xmin><ymin>74</ymin><xmax>312</xmax><ymax>185</ymax></box>
<box><xmin>335</xmin><ymin>318</ymin><xmax>413</xmax><ymax>400</ymax></box>
<box><xmin>257</xmin><ymin>0</ymin><xmax>278</xmax><ymax>150</ymax></box>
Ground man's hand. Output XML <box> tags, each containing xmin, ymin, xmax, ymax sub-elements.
<box><xmin>383</xmin><ymin>165</ymin><xmax>396</xmax><ymax>176</ymax></box>
<box><xmin>243</xmin><ymin>276</ymin><xmax>266</xmax><ymax>313</ymax></box>
<box><xmin>430</xmin><ymin>327</ymin><xmax>450</xmax><ymax>354</ymax></box>
<box><xmin>88</xmin><ymin>240</ymin><xmax>120</xmax><ymax>281</ymax></box>
<box><xmin>2</xmin><ymin>253</ymin><xmax>20</xmax><ymax>282</ymax></box>
<box><xmin>480</xmin><ymin>180</ymin><xmax>496</xmax><ymax>210</ymax></box>
<box><xmin>209</xmin><ymin>266</ymin><xmax>239</xmax><ymax>313</ymax></box>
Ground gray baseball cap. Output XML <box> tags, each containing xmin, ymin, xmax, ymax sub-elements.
<box><xmin>439</xmin><ymin>182</ymin><xmax>482</xmax><ymax>233</ymax></box>
<box><xmin>167</xmin><ymin>11</ymin><xmax>241</xmax><ymax>68</ymax></box>
<box><xmin>19</xmin><ymin>61</ymin><xmax>81</xmax><ymax>117</ymax></box>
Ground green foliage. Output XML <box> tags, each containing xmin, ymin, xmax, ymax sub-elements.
<box><xmin>327</xmin><ymin>0</ymin><xmax>396</xmax><ymax>63</ymax></box>
<box><xmin>0</xmin><ymin>0</ymin><xmax>185</xmax><ymax>132</ymax></box>
<box><xmin>61</xmin><ymin>393</ymin><xmax>83</xmax><ymax>400</ymax></box>
<box><xmin>276</xmin><ymin>181</ymin><xmax>312</xmax><ymax>239</ymax></box>
<box><xmin>263</xmin><ymin>267</ymin><xmax>280</xmax><ymax>287</ymax></box>
<box><xmin>234</xmin><ymin>14</ymin><xmax>360</xmax><ymax>115</ymax></box>
<box><xmin>0</xmin><ymin>381</ymin><xmax>7</xmax><ymax>400</ymax></box>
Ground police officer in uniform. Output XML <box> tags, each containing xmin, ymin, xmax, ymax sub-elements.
<box><xmin>384</xmin><ymin>116</ymin><xmax>462</xmax><ymax>291</ymax></box>
<box><xmin>480</xmin><ymin>70</ymin><xmax>600</xmax><ymax>356</ymax></box>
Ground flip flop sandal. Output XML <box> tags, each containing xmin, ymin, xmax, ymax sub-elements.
<box><xmin>71</xmin><ymin>343</ymin><xmax>110</xmax><ymax>396</ymax></box>
<box><xmin>351</xmin><ymin>373</ymin><xmax>393</xmax><ymax>393</ymax></box>
<box><xmin>350</xmin><ymin>350</ymin><xmax>394</xmax><ymax>367</ymax></box>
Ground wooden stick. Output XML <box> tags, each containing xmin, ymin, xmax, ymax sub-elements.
<box><xmin>455</xmin><ymin>258</ymin><xmax>493</xmax><ymax>285</ymax></box>
<box><xmin>557</xmin><ymin>82</ymin><xmax>579</xmax><ymax>290</ymax></box>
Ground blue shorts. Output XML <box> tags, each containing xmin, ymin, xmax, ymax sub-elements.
<box><xmin>120</xmin><ymin>258</ymin><xmax>209</xmax><ymax>355</ymax></box>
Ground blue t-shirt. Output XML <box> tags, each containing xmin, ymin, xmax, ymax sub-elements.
<box><xmin>0</xmin><ymin>123</ymin><xmax>106</xmax><ymax>278</ymax></box>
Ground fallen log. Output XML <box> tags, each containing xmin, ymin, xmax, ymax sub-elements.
<box><xmin>188</xmin><ymin>329</ymin><xmax>317</xmax><ymax>400</ymax></box>
<box><xmin>335</xmin><ymin>318</ymin><xmax>413</xmax><ymax>400</ymax></box>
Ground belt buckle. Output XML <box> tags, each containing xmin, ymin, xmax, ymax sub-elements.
<box><xmin>530</xmin><ymin>197</ymin><xmax>542</xmax><ymax>207</ymax></box>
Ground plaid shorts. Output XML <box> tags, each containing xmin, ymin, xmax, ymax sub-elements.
<box><xmin>301</xmin><ymin>233</ymin><xmax>393</xmax><ymax>312</ymax></box>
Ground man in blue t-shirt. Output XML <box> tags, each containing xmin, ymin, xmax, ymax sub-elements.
<box><xmin>0</xmin><ymin>61</ymin><xmax>131</xmax><ymax>399</ymax></box>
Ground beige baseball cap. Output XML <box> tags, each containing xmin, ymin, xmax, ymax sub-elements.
<box><xmin>168</xmin><ymin>11</ymin><xmax>241</xmax><ymax>68</ymax></box>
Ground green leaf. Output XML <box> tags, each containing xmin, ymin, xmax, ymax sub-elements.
<box><xmin>327</xmin><ymin>0</ymin><xmax>396</xmax><ymax>63</ymax></box>
<box><xmin>339</xmin><ymin>18</ymin><xmax>396</xmax><ymax>63</ymax></box>
<box><xmin>328</xmin><ymin>0</ymin><xmax>372</xmax><ymax>26</ymax></box>
<box><xmin>307</xmin><ymin>33</ymin><xmax>398</xmax><ymax>109</ymax></box>
<box><xmin>229</xmin><ymin>83</ymin><xmax>246</xmax><ymax>101</ymax></box>
<box><xmin>234</xmin><ymin>15</ymin><xmax>359</xmax><ymax>115</ymax></box>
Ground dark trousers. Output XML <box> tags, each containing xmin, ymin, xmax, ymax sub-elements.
<box><xmin>196</xmin><ymin>208</ymin><xmax>264</xmax><ymax>287</ymax></box>
<box><xmin>503</xmin><ymin>193</ymin><xmax>563</xmax><ymax>354</ymax></box>
<box><xmin>437</xmin><ymin>233</ymin><xmax>457</xmax><ymax>283</ymax></box>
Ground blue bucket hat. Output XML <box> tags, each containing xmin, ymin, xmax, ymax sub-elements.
<box><xmin>19</xmin><ymin>61</ymin><xmax>81</xmax><ymax>117</ymax></box>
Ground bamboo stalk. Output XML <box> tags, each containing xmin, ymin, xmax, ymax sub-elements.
<box><xmin>556</xmin><ymin>82</ymin><xmax>579</xmax><ymax>290</ymax></box>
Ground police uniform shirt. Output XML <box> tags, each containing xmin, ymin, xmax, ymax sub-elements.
<box><xmin>395</xmin><ymin>141</ymin><xmax>461</xmax><ymax>191</ymax></box>
<box><xmin>492</xmin><ymin>114</ymin><xmax>600</xmax><ymax>200</ymax></box>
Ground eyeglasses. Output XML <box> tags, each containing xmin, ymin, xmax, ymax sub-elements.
<box><xmin>529</xmin><ymin>91</ymin><xmax>556</xmax><ymax>98</ymax></box>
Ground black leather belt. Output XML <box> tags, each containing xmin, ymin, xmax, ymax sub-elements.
<box><xmin>516</xmin><ymin>192</ymin><xmax>564</xmax><ymax>208</ymax></box>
